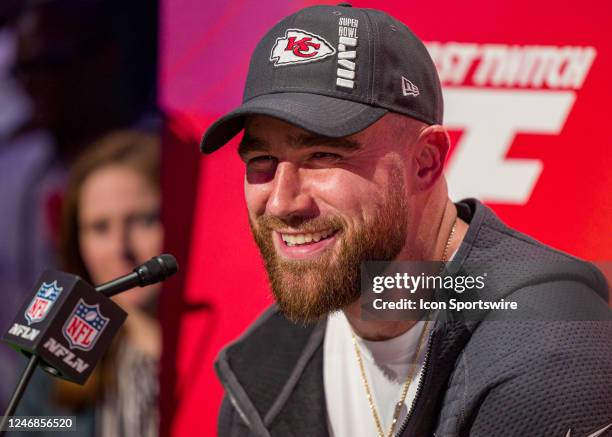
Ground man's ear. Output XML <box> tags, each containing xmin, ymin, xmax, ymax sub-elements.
<box><xmin>414</xmin><ymin>125</ymin><xmax>450</xmax><ymax>190</ymax></box>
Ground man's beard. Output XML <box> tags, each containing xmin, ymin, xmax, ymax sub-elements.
<box><xmin>249</xmin><ymin>171</ymin><xmax>408</xmax><ymax>323</ymax></box>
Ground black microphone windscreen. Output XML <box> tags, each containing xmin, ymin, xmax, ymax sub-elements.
<box><xmin>156</xmin><ymin>254</ymin><xmax>179</xmax><ymax>277</ymax></box>
<box><xmin>137</xmin><ymin>254</ymin><xmax>179</xmax><ymax>286</ymax></box>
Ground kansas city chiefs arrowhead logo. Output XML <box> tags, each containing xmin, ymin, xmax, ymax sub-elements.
<box><xmin>270</xmin><ymin>29</ymin><xmax>336</xmax><ymax>67</ymax></box>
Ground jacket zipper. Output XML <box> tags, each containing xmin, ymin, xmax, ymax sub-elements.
<box><xmin>395</xmin><ymin>325</ymin><xmax>436</xmax><ymax>437</ymax></box>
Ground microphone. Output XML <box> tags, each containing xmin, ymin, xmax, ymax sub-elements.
<box><xmin>96</xmin><ymin>254</ymin><xmax>178</xmax><ymax>297</ymax></box>
<box><xmin>0</xmin><ymin>254</ymin><xmax>178</xmax><ymax>434</ymax></box>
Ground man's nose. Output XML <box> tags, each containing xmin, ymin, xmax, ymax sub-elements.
<box><xmin>267</xmin><ymin>162</ymin><xmax>314</xmax><ymax>218</ymax></box>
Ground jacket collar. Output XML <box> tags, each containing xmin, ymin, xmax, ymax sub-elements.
<box><xmin>215</xmin><ymin>306</ymin><xmax>328</xmax><ymax>436</ymax></box>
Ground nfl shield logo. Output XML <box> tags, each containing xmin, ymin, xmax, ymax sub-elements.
<box><xmin>25</xmin><ymin>281</ymin><xmax>63</xmax><ymax>325</ymax></box>
<box><xmin>62</xmin><ymin>299</ymin><xmax>109</xmax><ymax>351</ymax></box>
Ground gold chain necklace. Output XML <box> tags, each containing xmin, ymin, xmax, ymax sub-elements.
<box><xmin>351</xmin><ymin>219</ymin><xmax>457</xmax><ymax>437</ymax></box>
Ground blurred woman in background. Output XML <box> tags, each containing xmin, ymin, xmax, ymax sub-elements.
<box><xmin>16</xmin><ymin>130</ymin><xmax>163</xmax><ymax>437</ymax></box>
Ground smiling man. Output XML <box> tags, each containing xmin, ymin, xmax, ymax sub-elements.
<box><xmin>199</xmin><ymin>4</ymin><xmax>612</xmax><ymax>437</ymax></box>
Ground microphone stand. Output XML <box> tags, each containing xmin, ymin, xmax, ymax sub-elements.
<box><xmin>0</xmin><ymin>355</ymin><xmax>40</xmax><ymax>434</ymax></box>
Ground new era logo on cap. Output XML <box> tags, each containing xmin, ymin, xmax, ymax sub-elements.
<box><xmin>402</xmin><ymin>76</ymin><xmax>420</xmax><ymax>97</ymax></box>
<box><xmin>270</xmin><ymin>29</ymin><xmax>336</xmax><ymax>67</ymax></box>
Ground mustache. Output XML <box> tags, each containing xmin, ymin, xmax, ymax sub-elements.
<box><xmin>254</xmin><ymin>214</ymin><xmax>346</xmax><ymax>233</ymax></box>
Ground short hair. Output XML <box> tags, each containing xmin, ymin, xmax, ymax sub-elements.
<box><xmin>382</xmin><ymin>112</ymin><xmax>426</xmax><ymax>147</ymax></box>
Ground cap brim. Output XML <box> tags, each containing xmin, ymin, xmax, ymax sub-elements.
<box><xmin>200</xmin><ymin>92</ymin><xmax>388</xmax><ymax>154</ymax></box>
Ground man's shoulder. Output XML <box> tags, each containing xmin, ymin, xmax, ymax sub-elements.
<box><xmin>214</xmin><ymin>304</ymin><xmax>324</xmax><ymax>389</ymax></box>
<box><xmin>217</xmin><ymin>305</ymin><xmax>319</xmax><ymax>362</ymax></box>
<box><xmin>458</xmin><ymin>198</ymin><xmax>610</xmax><ymax>304</ymax></box>
<box><xmin>214</xmin><ymin>305</ymin><xmax>326</xmax><ymax>430</ymax></box>
<box><xmin>460</xmin><ymin>198</ymin><xmax>587</xmax><ymax>264</ymax></box>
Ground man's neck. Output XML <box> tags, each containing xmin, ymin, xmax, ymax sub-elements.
<box><xmin>343</xmin><ymin>200</ymin><xmax>468</xmax><ymax>341</ymax></box>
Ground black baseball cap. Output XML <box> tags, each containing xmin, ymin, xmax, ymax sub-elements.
<box><xmin>200</xmin><ymin>3</ymin><xmax>443</xmax><ymax>154</ymax></box>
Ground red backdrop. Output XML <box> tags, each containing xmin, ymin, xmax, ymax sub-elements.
<box><xmin>158</xmin><ymin>1</ymin><xmax>612</xmax><ymax>435</ymax></box>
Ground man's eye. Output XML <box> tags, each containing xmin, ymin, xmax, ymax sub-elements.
<box><xmin>247</xmin><ymin>155</ymin><xmax>277</xmax><ymax>171</ymax></box>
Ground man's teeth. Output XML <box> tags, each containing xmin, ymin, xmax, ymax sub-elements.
<box><xmin>281</xmin><ymin>230</ymin><xmax>335</xmax><ymax>246</ymax></box>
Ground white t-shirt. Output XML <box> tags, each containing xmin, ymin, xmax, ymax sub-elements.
<box><xmin>323</xmin><ymin>247</ymin><xmax>458</xmax><ymax>437</ymax></box>
<box><xmin>323</xmin><ymin>312</ymin><xmax>433</xmax><ymax>437</ymax></box>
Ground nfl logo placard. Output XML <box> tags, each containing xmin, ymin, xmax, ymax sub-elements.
<box><xmin>62</xmin><ymin>299</ymin><xmax>109</xmax><ymax>351</ymax></box>
<box><xmin>25</xmin><ymin>281</ymin><xmax>63</xmax><ymax>325</ymax></box>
